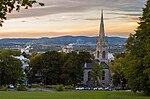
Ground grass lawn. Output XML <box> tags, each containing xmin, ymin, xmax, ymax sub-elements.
<box><xmin>0</xmin><ymin>91</ymin><xmax>149</xmax><ymax>99</ymax></box>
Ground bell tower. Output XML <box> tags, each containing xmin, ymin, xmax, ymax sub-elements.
<box><xmin>95</xmin><ymin>10</ymin><xmax>108</xmax><ymax>62</ymax></box>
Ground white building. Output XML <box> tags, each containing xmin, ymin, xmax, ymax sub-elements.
<box><xmin>14</xmin><ymin>55</ymin><xmax>30</xmax><ymax>70</ymax></box>
<box><xmin>62</xmin><ymin>44</ymin><xmax>73</xmax><ymax>53</ymax></box>
<box><xmin>21</xmin><ymin>45</ymin><xmax>32</xmax><ymax>54</ymax></box>
<box><xmin>108</xmin><ymin>53</ymin><xmax>115</xmax><ymax>62</ymax></box>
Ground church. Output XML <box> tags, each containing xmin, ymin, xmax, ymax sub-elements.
<box><xmin>82</xmin><ymin>10</ymin><xmax>111</xmax><ymax>87</ymax></box>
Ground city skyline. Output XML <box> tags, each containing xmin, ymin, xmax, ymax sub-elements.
<box><xmin>0</xmin><ymin>0</ymin><xmax>146</xmax><ymax>38</ymax></box>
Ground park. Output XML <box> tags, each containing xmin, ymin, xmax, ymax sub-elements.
<box><xmin>0</xmin><ymin>91</ymin><xmax>150</xmax><ymax>99</ymax></box>
<box><xmin>0</xmin><ymin>0</ymin><xmax>150</xmax><ymax>98</ymax></box>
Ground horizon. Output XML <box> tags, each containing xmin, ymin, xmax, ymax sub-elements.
<box><xmin>0</xmin><ymin>0</ymin><xmax>146</xmax><ymax>38</ymax></box>
<box><xmin>0</xmin><ymin>35</ymin><xmax>128</xmax><ymax>39</ymax></box>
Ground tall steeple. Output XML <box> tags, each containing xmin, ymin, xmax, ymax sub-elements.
<box><xmin>95</xmin><ymin>10</ymin><xmax>108</xmax><ymax>61</ymax></box>
<box><xmin>83</xmin><ymin>10</ymin><xmax>111</xmax><ymax>87</ymax></box>
<box><xmin>99</xmin><ymin>9</ymin><xmax>105</xmax><ymax>40</ymax></box>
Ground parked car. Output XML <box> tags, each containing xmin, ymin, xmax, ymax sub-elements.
<box><xmin>8</xmin><ymin>84</ymin><xmax>14</xmax><ymax>89</ymax></box>
<box><xmin>93</xmin><ymin>87</ymin><xmax>103</xmax><ymax>90</ymax></box>
<box><xmin>104</xmin><ymin>87</ymin><xmax>114</xmax><ymax>91</ymax></box>
<box><xmin>98</xmin><ymin>87</ymin><xmax>103</xmax><ymax>90</ymax></box>
<box><xmin>115</xmin><ymin>87</ymin><xmax>121</xmax><ymax>90</ymax></box>
<box><xmin>75</xmin><ymin>87</ymin><xmax>84</xmax><ymax>90</ymax></box>
<box><xmin>93</xmin><ymin>87</ymin><xmax>98</xmax><ymax>90</ymax></box>
<box><xmin>84</xmin><ymin>87</ymin><xmax>91</xmax><ymax>90</ymax></box>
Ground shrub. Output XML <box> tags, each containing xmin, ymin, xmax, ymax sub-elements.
<box><xmin>44</xmin><ymin>85</ymin><xmax>52</xmax><ymax>89</ymax></box>
<box><xmin>0</xmin><ymin>86</ymin><xmax>8</xmax><ymax>91</ymax></box>
<box><xmin>51</xmin><ymin>85</ymin><xmax>64</xmax><ymax>91</ymax></box>
<box><xmin>17</xmin><ymin>85</ymin><xmax>28</xmax><ymax>91</ymax></box>
<box><xmin>64</xmin><ymin>85</ymin><xmax>75</xmax><ymax>90</ymax></box>
<box><xmin>32</xmin><ymin>84</ymin><xmax>41</xmax><ymax>88</ymax></box>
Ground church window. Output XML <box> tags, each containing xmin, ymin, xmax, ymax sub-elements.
<box><xmin>102</xmin><ymin>51</ymin><xmax>105</xmax><ymax>58</ymax></box>
<box><xmin>102</xmin><ymin>71</ymin><xmax>105</xmax><ymax>80</ymax></box>
<box><xmin>88</xmin><ymin>71</ymin><xmax>91</xmax><ymax>81</ymax></box>
<box><xmin>97</xmin><ymin>51</ymin><xmax>99</xmax><ymax>58</ymax></box>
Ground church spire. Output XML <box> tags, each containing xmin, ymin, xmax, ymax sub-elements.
<box><xmin>99</xmin><ymin>9</ymin><xmax>105</xmax><ymax>41</ymax></box>
<box><xmin>95</xmin><ymin>10</ymin><xmax>108</xmax><ymax>61</ymax></box>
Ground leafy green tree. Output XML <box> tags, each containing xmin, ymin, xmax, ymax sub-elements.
<box><xmin>110</xmin><ymin>56</ymin><xmax>127</xmax><ymax>89</ymax></box>
<box><xmin>30</xmin><ymin>51</ymin><xmax>63</xmax><ymax>85</ymax></box>
<box><xmin>125</xmin><ymin>0</ymin><xmax>150</xmax><ymax>95</ymax></box>
<box><xmin>0</xmin><ymin>0</ymin><xmax>44</xmax><ymax>26</ymax></box>
<box><xmin>91</xmin><ymin>63</ymin><xmax>103</xmax><ymax>86</ymax></box>
<box><xmin>78</xmin><ymin>51</ymin><xmax>91</xmax><ymax>64</ymax></box>
<box><xmin>61</xmin><ymin>52</ymin><xmax>91</xmax><ymax>85</ymax></box>
<box><xmin>29</xmin><ymin>54</ymin><xmax>42</xmax><ymax>83</ymax></box>
<box><xmin>41</xmin><ymin>51</ymin><xmax>63</xmax><ymax>85</ymax></box>
<box><xmin>61</xmin><ymin>52</ymin><xmax>83</xmax><ymax>86</ymax></box>
<box><xmin>30</xmin><ymin>51</ymin><xmax>91</xmax><ymax>85</ymax></box>
<box><xmin>0</xmin><ymin>50</ymin><xmax>23</xmax><ymax>86</ymax></box>
<box><xmin>0</xmin><ymin>49</ymin><xmax>21</xmax><ymax>56</ymax></box>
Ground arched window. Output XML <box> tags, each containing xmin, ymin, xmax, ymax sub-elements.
<box><xmin>102</xmin><ymin>71</ymin><xmax>105</xmax><ymax>80</ymax></box>
<box><xmin>88</xmin><ymin>71</ymin><xmax>91</xmax><ymax>81</ymax></box>
<box><xmin>102</xmin><ymin>51</ymin><xmax>105</xmax><ymax>58</ymax></box>
<box><xmin>97</xmin><ymin>51</ymin><xmax>99</xmax><ymax>58</ymax></box>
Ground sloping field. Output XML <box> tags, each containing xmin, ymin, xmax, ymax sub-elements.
<box><xmin>0</xmin><ymin>91</ymin><xmax>149</xmax><ymax>99</ymax></box>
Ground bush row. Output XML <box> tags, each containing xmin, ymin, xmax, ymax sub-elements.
<box><xmin>0</xmin><ymin>84</ymin><xmax>74</xmax><ymax>91</ymax></box>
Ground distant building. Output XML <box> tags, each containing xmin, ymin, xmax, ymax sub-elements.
<box><xmin>62</xmin><ymin>44</ymin><xmax>73</xmax><ymax>53</ymax></box>
<box><xmin>14</xmin><ymin>55</ymin><xmax>30</xmax><ymax>85</ymax></box>
<box><xmin>14</xmin><ymin>55</ymin><xmax>29</xmax><ymax>70</ymax></box>
<box><xmin>108</xmin><ymin>53</ymin><xmax>114</xmax><ymax>62</ymax></box>
<box><xmin>83</xmin><ymin>10</ymin><xmax>111</xmax><ymax>87</ymax></box>
<box><xmin>21</xmin><ymin>45</ymin><xmax>32</xmax><ymax>54</ymax></box>
<box><xmin>37</xmin><ymin>51</ymin><xmax>46</xmax><ymax>54</ymax></box>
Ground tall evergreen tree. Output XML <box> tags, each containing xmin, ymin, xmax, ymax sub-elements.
<box><xmin>125</xmin><ymin>0</ymin><xmax>150</xmax><ymax>95</ymax></box>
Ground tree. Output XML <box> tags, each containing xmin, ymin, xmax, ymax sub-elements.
<box><xmin>0</xmin><ymin>49</ymin><xmax>21</xmax><ymax>56</ymax></box>
<box><xmin>125</xmin><ymin>0</ymin><xmax>150</xmax><ymax>95</ymax></box>
<box><xmin>30</xmin><ymin>51</ymin><xmax>63</xmax><ymax>85</ymax></box>
<box><xmin>0</xmin><ymin>50</ymin><xmax>23</xmax><ymax>86</ymax></box>
<box><xmin>78</xmin><ymin>51</ymin><xmax>91</xmax><ymax>64</ymax></box>
<box><xmin>61</xmin><ymin>52</ymin><xmax>91</xmax><ymax>85</ymax></box>
<box><xmin>30</xmin><ymin>51</ymin><xmax>91</xmax><ymax>85</ymax></box>
<box><xmin>61</xmin><ymin>52</ymin><xmax>83</xmax><ymax>85</ymax></box>
<box><xmin>29</xmin><ymin>54</ymin><xmax>42</xmax><ymax>83</ymax></box>
<box><xmin>110</xmin><ymin>56</ymin><xmax>127</xmax><ymax>89</ymax></box>
<box><xmin>41</xmin><ymin>51</ymin><xmax>63</xmax><ymax>85</ymax></box>
<box><xmin>91</xmin><ymin>63</ymin><xmax>103</xmax><ymax>86</ymax></box>
<box><xmin>0</xmin><ymin>0</ymin><xmax>44</xmax><ymax>26</ymax></box>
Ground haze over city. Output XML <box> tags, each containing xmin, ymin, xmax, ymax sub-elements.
<box><xmin>0</xmin><ymin>0</ymin><xmax>146</xmax><ymax>38</ymax></box>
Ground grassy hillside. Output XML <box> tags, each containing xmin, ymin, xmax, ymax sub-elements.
<box><xmin>0</xmin><ymin>91</ymin><xmax>149</xmax><ymax>99</ymax></box>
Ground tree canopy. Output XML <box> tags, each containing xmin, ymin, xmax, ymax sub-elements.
<box><xmin>30</xmin><ymin>51</ymin><xmax>91</xmax><ymax>85</ymax></box>
<box><xmin>0</xmin><ymin>50</ymin><xmax>23</xmax><ymax>86</ymax></box>
<box><xmin>110</xmin><ymin>53</ymin><xmax>127</xmax><ymax>89</ymax></box>
<box><xmin>0</xmin><ymin>0</ymin><xmax>44</xmax><ymax>26</ymax></box>
<box><xmin>91</xmin><ymin>63</ymin><xmax>103</xmax><ymax>86</ymax></box>
<box><xmin>125</xmin><ymin>0</ymin><xmax>150</xmax><ymax>95</ymax></box>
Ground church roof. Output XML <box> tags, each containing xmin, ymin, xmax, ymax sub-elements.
<box><xmin>100</xmin><ymin>62</ymin><xmax>109</xmax><ymax>69</ymax></box>
<box><xmin>84</xmin><ymin>60</ymin><xmax>109</xmax><ymax>69</ymax></box>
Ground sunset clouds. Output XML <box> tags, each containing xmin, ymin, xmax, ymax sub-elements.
<box><xmin>0</xmin><ymin>0</ymin><xmax>147</xmax><ymax>38</ymax></box>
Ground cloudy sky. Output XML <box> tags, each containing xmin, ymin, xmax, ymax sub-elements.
<box><xmin>0</xmin><ymin>0</ymin><xmax>147</xmax><ymax>38</ymax></box>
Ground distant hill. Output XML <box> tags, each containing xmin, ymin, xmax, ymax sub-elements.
<box><xmin>0</xmin><ymin>36</ymin><xmax>127</xmax><ymax>45</ymax></box>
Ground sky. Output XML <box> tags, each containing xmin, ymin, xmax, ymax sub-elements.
<box><xmin>0</xmin><ymin>0</ymin><xmax>147</xmax><ymax>38</ymax></box>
